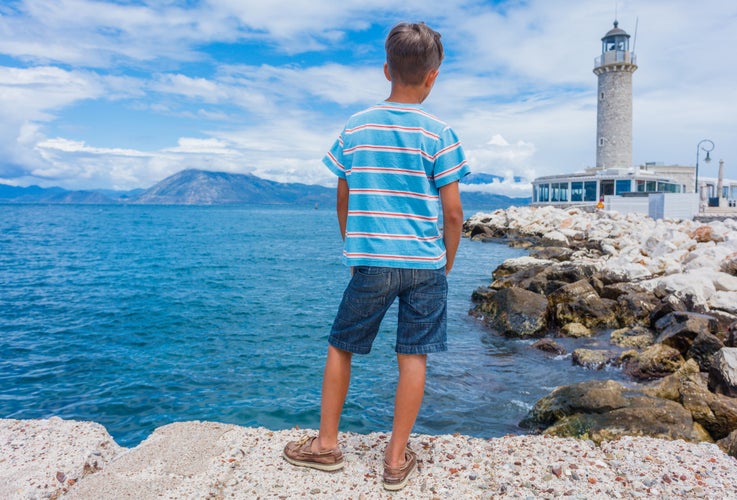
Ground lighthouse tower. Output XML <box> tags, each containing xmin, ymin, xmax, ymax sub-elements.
<box><xmin>594</xmin><ymin>20</ymin><xmax>637</xmax><ymax>169</ymax></box>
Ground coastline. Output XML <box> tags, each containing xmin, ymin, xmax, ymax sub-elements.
<box><xmin>2</xmin><ymin>417</ymin><xmax>736</xmax><ymax>499</ymax></box>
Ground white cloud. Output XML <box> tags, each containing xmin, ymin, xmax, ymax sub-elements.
<box><xmin>164</xmin><ymin>137</ymin><xmax>240</xmax><ymax>155</ymax></box>
<box><xmin>465</xmin><ymin>134</ymin><xmax>537</xmax><ymax>176</ymax></box>
<box><xmin>460</xmin><ymin>179</ymin><xmax>533</xmax><ymax>199</ymax></box>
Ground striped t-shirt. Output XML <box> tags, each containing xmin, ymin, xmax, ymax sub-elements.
<box><xmin>323</xmin><ymin>102</ymin><xmax>470</xmax><ymax>269</ymax></box>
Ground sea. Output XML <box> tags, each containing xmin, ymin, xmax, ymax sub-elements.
<box><xmin>0</xmin><ymin>204</ymin><xmax>630</xmax><ymax>447</ymax></box>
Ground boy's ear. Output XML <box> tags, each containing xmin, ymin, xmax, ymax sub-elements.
<box><xmin>424</xmin><ymin>68</ymin><xmax>439</xmax><ymax>88</ymax></box>
<box><xmin>384</xmin><ymin>63</ymin><xmax>392</xmax><ymax>81</ymax></box>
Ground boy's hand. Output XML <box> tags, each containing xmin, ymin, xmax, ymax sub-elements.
<box><xmin>439</xmin><ymin>181</ymin><xmax>464</xmax><ymax>274</ymax></box>
<box><xmin>336</xmin><ymin>178</ymin><xmax>349</xmax><ymax>240</ymax></box>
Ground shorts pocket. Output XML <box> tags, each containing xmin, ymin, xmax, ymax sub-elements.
<box><xmin>345</xmin><ymin>267</ymin><xmax>393</xmax><ymax>314</ymax></box>
<box><xmin>406</xmin><ymin>269</ymin><xmax>447</xmax><ymax>317</ymax></box>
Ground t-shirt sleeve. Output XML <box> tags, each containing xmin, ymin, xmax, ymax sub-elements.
<box><xmin>322</xmin><ymin>133</ymin><xmax>347</xmax><ymax>179</ymax></box>
<box><xmin>433</xmin><ymin>126</ymin><xmax>470</xmax><ymax>188</ymax></box>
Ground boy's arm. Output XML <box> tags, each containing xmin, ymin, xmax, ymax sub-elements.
<box><xmin>439</xmin><ymin>181</ymin><xmax>464</xmax><ymax>274</ymax></box>
<box><xmin>336</xmin><ymin>178</ymin><xmax>349</xmax><ymax>240</ymax></box>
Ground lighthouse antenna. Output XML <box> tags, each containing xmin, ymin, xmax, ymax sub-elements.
<box><xmin>632</xmin><ymin>17</ymin><xmax>639</xmax><ymax>52</ymax></box>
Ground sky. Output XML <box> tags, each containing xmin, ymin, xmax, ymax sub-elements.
<box><xmin>0</xmin><ymin>0</ymin><xmax>735</xmax><ymax>197</ymax></box>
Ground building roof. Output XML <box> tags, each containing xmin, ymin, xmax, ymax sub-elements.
<box><xmin>603</xmin><ymin>20</ymin><xmax>629</xmax><ymax>39</ymax></box>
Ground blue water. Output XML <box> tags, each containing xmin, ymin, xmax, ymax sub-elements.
<box><xmin>0</xmin><ymin>205</ymin><xmax>629</xmax><ymax>447</ymax></box>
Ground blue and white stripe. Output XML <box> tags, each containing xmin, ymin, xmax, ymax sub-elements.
<box><xmin>323</xmin><ymin>102</ymin><xmax>469</xmax><ymax>269</ymax></box>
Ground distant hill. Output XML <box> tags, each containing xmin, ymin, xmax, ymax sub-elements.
<box><xmin>461</xmin><ymin>191</ymin><xmax>531</xmax><ymax>210</ymax></box>
<box><xmin>0</xmin><ymin>168</ymin><xmax>530</xmax><ymax>208</ymax></box>
<box><xmin>132</xmin><ymin>169</ymin><xmax>334</xmax><ymax>205</ymax></box>
<box><xmin>0</xmin><ymin>184</ymin><xmax>117</xmax><ymax>204</ymax></box>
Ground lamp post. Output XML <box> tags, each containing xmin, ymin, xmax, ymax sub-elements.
<box><xmin>694</xmin><ymin>139</ymin><xmax>714</xmax><ymax>194</ymax></box>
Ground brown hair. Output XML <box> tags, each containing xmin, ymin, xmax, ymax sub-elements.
<box><xmin>385</xmin><ymin>22</ymin><xmax>444</xmax><ymax>85</ymax></box>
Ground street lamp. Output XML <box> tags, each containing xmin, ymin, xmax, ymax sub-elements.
<box><xmin>694</xmin><ymin>139</ymin><xmax>714</xmax><ymax>194</ymax></box>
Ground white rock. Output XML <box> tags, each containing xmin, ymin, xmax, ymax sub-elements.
<box><xmin>603</xmin><ymin>262</ymin><xmax>652</xmax><ymax>282</ymax></box>
<box><xmin>713</xmin><ymin>272</ymin><xmax>737</xmax><ymax>292</ymax></box>
<box><xmin>498</xmin><ymin>256</ymin><xmax>553</xmax><ymax>270</ymax></box>
<box><xmin>645</xmin><ymin>272</ymin><xmax>716</xmax><ymax>308</ymax></box>
<box><xmin>542</xmin><ymin>230</ymin><xmax>568</xmax><ymax>245</ymax></box>
<box><xmin>708</xmin><ymin>291</ymin><xmax>737</xmax><ymax>314</ymax></box>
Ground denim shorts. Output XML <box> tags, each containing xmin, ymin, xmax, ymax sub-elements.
<box><xmin>329</xmin><ymin>266</ymin><xmax>448</xmax><ymax>355</ymax></box>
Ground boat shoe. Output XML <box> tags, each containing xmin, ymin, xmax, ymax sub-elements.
<box><xmin>282</xmin><ymin>436</ymin><xmax>345</xmax><ymax>471</ymax></box>
<box><xmin>382</xmin><ymin>447</ymin><xmax>417</xmax><ymax>491</ymax></box>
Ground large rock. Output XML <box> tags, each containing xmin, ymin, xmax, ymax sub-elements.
<box><xmin>648</xmin><ymin>293</ymin><xmax>689</xmax><ymax>327</ymax></box>
<box><xmin>472</xmin><ymin>286</ymin><xmax>548</xmax><ymax>338</ymax></box>
<box><xmin>621</xmin><ymin>343</ymin><xmax>684</xmax><ymax>380</ymax></box>
<box><xmin>544</xmin><ymin>396</ymin><xmax>710</xmax><ymax>445</ymax></box>
<box><xmin>708</xmin><ymin>348</ymin><xmax>737</xmax><ymax>398</ymax></box>
<box><xmin>727</xmin><ymin>321</ymin><xmax>737</xmax><ymax>347</ymax></box>
<box><xmin>520</xmin><ymin>379</ymin><xmax>710</xmax><ymax>444</ymax></box>
<box><xmin>650</xmin><ymin>359</ymin><xmax>737</xmax><ymax>441</ymax></box>
<box><xmin>548</xmin><ymin>279</ymin><xmax>618</xmax><ymax>329</ymax></box>
<box><xmin>519</xmin><ymin>380</ymin><xmax>628</xmax><ymax>429</ymax></box>
<box><xmin>654</xmin><ymin>311</ymin><xmax>719</xmax><ymax>352</ymax></box>
<box><xmin>610</xmin><ymin>326</ymin><xmax>655</xmax><ymax>349</ymax></box>
<box><xmin>653</xmin><ymin>311</ymin><xmax>723</xmax><ymax>370</ymax></box>
<box><xmin>717</xmin><ymin>429</ymin><xmax>737</xmax><ymax>458</ymax></box>
<box><xmin>529</xmin><ymin>247</ymin><xmax>574</xmax><ymax>262</ymax></box>
<box><xmin>560</xmin><ymin>322</ymin><xmax>593</xmax><ymax>338</ymax></box>
<box><xmin>648</xmin><ymin>359</ymin><xmax>701</xmax><ymax>402</ymax></box>
<box><xmin>530</xmin><ymin>338</ymin><xmax>566</xmax><ymax>356</ymax></box>
<box><xmin>491</xmin><ymin>256</ymin><xmax>552</xmax><ymax>280</ymax></box>
<box><xmin>545</xmin><ymin>262</ymin><xmax>599</xmax><ymax>285</ymax></box>
<box><xmin>679</xmin><ymin>376</ymin><xmax>737</xmax><ymax>440</ymax></box>
<box><xmin>615</xmin><ymin>291</ymin><xmax>660</xmax><ymax>327</ymax></box>
<box><xmin>572</xmin><ymin>349</ymin><xmax>614</xmax><ymax>370</ymax></box>
<box><xmin>688</xmin><ymin>332</ymin><xmax>725</xmax><ymax>371</ymax></box>
<box><xmin>722</xmin><ymin>255</ymin><xmax>737</xmax><ymax>276</ymax></box>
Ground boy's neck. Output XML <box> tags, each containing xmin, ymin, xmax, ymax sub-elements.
<box><xmin>382</xmin><ymin>64</ymin><xmax>438</xmax><ymax>105</ymax></box>
<box><xmin>385</xmin><ymin>85</ymin><xmax>429</xmax><ymax>105</ymax></box>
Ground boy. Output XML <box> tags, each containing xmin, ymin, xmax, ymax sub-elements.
<box><xmin>283</xmin><ymin>22</ymin><xmax>469</xmax><ymax>491</ymax></box>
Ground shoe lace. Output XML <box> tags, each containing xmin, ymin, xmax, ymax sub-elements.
<box><xmin>295</xmin><ymin>435</ymin><xmax>312</xmax><ymax>447</ymax></box>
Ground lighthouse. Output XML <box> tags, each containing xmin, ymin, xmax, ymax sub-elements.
<box><xmin>594</xmin><ymin>20</ymin><xmax>637</xmax><ymax>169</ymax></box>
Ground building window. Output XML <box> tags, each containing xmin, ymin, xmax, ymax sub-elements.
<box><xmin>584</xmin><ymin>181</ymin><xmax>597</xmax><ymax>201</ymax></box>
<box><xmin>615</xmin><ymin>179</ymin><xmax>631</xmax><ymax>194</ymax></box>
<box><xmin>550</xmin><ymin>182</ymin><xmax>568</xmax><ymax>202</ymax></box>
<box><xmin>571</xmin><ymin>182</ymin><xmax>583</xmax><ymax>202</ymax></box>
<box><xmin>657</xmin><ymin>181</ymin><xmax>681</xmax><ymax>193</ymax></box>
<box><xmin>636</xmin><ymin>180</ymin><xmax>657</xmax><ymax>192</ymax></box>
<box><xmin>536</xmin><ymin>183</ymin><xmax>550</xmax><ymax>202</ymax></box>
<box><xmin>599</xmin><ymin>138</ymin><xmax>605</xmax><ymax>146</ymax></box>
<box><xmin>559</xmin><ymin>182</ymin><xmax>568</xmax><ymax>202</ymax></box>
<box><xmin>600</xmin><ymin>92</ymin><xmax>604</xmax><ymax>100</ymax></box>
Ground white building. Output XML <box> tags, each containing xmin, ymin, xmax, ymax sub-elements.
<box><xmin>531</xmin><ymin>20</ymin><xmax>736</xmax><ymax>219</ymax></box>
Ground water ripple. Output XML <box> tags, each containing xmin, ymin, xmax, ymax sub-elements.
<box><xmin>0</xmin><ymin>205</ymin><xmax>631</xmax><ymax>447</ymax></box>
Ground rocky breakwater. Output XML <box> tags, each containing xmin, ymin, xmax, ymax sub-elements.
<box><xmin>464</xmin><ymin>206</ymin><xmax>737</xmax><ymax>458</ymax></box>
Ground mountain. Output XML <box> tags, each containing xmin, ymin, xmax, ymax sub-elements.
<box><xmin>0</xmin><ymin>184</ymin><xmax>117</xmax><ymax>204</ymax></box>
<box><xmin>132</xmin><ymin>169</ymin><xmax>334</xmax><ymax>205</ymax></box>
<box><xmin>0</xmin><ymin>168</ymin><xmax>530</xmax><ymax>208</ymax></box>
<box><xmin>134</xmin><ymin>169</ymin><xmax>530</xmax><ymax>208</ymax></box>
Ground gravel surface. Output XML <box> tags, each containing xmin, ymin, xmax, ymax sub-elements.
<box><xmin>2</xmin><ymin>418</ymin><xmax>736</xmax><ymax>499</ymax></box>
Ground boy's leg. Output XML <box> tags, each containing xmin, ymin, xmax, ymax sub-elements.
<box><xmin>282</xmin><ymin>345</ymin><xmax>351</xmax><ymax>471</ymax></box>
<box><xmin>384</xmin><ymin>353</ymin><xmax>427</xmax><ymax>466</ymax></box>
<box><xmin>314</xmin><ymin>344</ymin><xmax>352</xmax><ymax>452</ymax></box>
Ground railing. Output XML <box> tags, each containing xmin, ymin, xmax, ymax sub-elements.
<box><xmin>595</xmin><ymin>51</ymin><xmax>636</xmax><ymax>67</ymax></box>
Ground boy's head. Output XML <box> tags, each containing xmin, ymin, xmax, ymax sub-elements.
<box><xmin>385</xmin><ymin>22</ymin><xmax>444</xmax><ymax>86</ymax></box>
